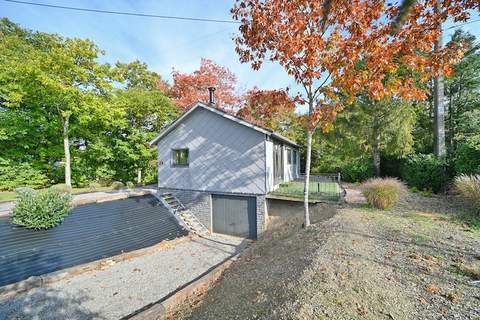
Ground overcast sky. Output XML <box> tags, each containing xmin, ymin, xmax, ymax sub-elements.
<box><xmin>2</xmin><ymin>0</ymin><xmax>479</xmax><ymax>111</ymax></box>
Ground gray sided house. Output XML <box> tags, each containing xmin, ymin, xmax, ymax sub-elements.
<box><xmin>150</xmin><ymin>102</ymin><xmax>299</xmax><ymax>239</ymax></box>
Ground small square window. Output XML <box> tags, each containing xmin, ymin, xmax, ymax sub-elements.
<box><xmin>172</xmin><ymin>149</ymin><xmax>189</xmax><ymax>166</ymax></box>
<box><xmin>287</xmin><ymin>149</ymin><xmax>292</xmax><ymax>165</ymax></box>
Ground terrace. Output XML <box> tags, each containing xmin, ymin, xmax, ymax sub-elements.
<box><xmin>268</xmin><ymin>175</ymin><xmax>344</xmax><ymax>202</ymax></box>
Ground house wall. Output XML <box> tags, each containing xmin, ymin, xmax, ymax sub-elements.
<box><xmin>266</xmin><ymin>141</ymin><xmax>300</xmax><ymax>191</ymax></box>
<box><xmin>284</xmin><ymin>146</ymin><xmax>300</xmax><ymax>181</ymax></box>
<box><xmin>156</xmin><ymin>107</ymin><xmax>267</xmax><ymax>195</ymax></box>
<box><xmin>265</xmin><ymin>139</ymin><xmax>274</xmax><ymax>193</ymax></box>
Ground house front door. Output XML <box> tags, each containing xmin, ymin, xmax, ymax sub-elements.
<box><xmin>273</xmin><ymin>143</ymin><xmax>283</xmax><ymax>185</ymax></box>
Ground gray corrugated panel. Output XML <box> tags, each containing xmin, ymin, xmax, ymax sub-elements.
<box><xmin>0</xmin><ymin>195</ymin><xmax>188</xmax><ymax>287</ymax></box>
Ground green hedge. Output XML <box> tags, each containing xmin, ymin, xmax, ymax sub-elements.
<box><xmin>455</xmin><ymin>143</ymin><xmax>480</xmax><ymax>175</ymax></box>
<box><xmin>12</xmin><ymin>187</ymin><xmax>72</xmax><ymax>230</ymax></box>
<box><xmin>401</xmin><ymin>154</ymin><xmax>449</xmax><ymax>193</ymax></box>
<box><xmin>0</xmin><ymin>158</ymin><xmax>49</xmax><ymax>191</ymax></box>
<box><xmin>341</xmin><ymin>158</ymin><xmax>375</xmax><ymax>183</ymax></box>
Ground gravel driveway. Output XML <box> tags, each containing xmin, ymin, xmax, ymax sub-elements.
<box><xmin>0</xmin><ymin>234</ymin><xmax>247</xmax><ymax>320</ymax></box>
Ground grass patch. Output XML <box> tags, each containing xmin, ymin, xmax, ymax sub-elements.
<box><xmin>450</xmin><ymin>211</ymin><xmax>480</xmax><ymax>233</ymax></box>
<box><xmin>71</xmin><ymin>186</ymin><xmax>115</xmax><ymax>194</ymax></box>
<box><xmin>0</xmin><ymin>191</ymin><xmax>16</xmax><ymax>203</ymax></box>
<box><xmin>0</xmin><ymin>186</ymin><xmax>116</xmax><ymax>203</ymax></box>
<box><xmin>270</xmin><ymin>180</ymin><xmax>341</xmax><ymax>201</ymax></box>
<box><xmin>452</xmin><ymin>260</ymin><xmax>480</xmax><ymax>281</ymax></box>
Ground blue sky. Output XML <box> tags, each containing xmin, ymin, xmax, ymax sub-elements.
<box><xmin>1</xmin><ymin>0</ymin><xmax>479</xmax><ymax>104</ymax></box>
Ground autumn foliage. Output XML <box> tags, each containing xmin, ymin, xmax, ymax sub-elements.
<box><xmin>232</xmin><ymin>0</ymin><xmax>476</xmax><ymax>131</ymax></box>
<box><xmin>237</xmin><ymin>88</ymin><xmax>297</xmax><ymax>131</ymax></box>
<box><xmin>231</xmin><ymin>0</ymin><xmax>478</xmax><ymax>224</ymax></box>
<box><xmin>170</xmin><ymin>58</ymin><xmax>241</xmax><ymax>110</ymax></box>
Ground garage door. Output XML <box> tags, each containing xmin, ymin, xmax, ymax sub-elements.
<box><xmin>212</xmin><ymin>195</ymin><xmax>257</xmax><ymax>239</ymax></box>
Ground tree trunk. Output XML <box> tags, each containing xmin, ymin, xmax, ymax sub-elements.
<box><xmin>303</xmin><ymin>129</ymin><xmax>312</xmax><ymax>228</ymax></box>
<box><xmin>63</xmin><ymin>115</ymin><xmax>72</xmax><ymax>188</ymax></box>
<box><xmin>373</xmin><ymin>120</ymin><xmax>381</xmax><ymax>177</ymax></box>
<box><xmin>433</xmin><ymin>0</ymin><xmax>446</xmax><ymax>157</ymax></box>
<box><xmin>137</xmin><ymin>168</ymin><xmax>142</xmax><ymax>185</ymax></box>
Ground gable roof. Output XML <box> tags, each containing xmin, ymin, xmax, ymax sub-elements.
<box><xmin>149</xmin><ymin>102</ymin><xmax>298</xmax><ymax>147</ymax></box>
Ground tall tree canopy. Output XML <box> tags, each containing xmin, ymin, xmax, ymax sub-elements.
<box><xmin>0</xmin><ymin>18</ymin><xmax>177</xmax><ymax>189</ymax></box>
<box><xmin>237</xmin><ymin>88</ymin><xmax>299</xmax><ymax>138</ymax></box>
<box><xmin>232</xmin><ymin>0</ymin><xmax>468</xmax><ymax>226</ymax></box>
<box><xmin>0</xmin><ymin>18</ymin><xmax>113</xmax><ymax>188</ymax></box>
<box><xmin>170</xmin><ymin>58</ymin><xmax>241</xmax><ymax>110</ymax></box>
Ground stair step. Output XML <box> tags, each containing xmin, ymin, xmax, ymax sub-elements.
<box><xmin>157</xmin><ymin>192</ymin><xmax>208</xmax><ymax>234</ymax></box>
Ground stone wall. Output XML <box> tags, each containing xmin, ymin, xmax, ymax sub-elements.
<box><xmin>256</xmin><ymin>195</ymin><xmax>267</xmax><ymax>236</ymax></box>
<box><xmin>158</xmin><ymin>188</ymin><xmax>212</xmax><ymax>230</ymax></box>
<box><xmin>158</xmin><ymin>188</ymin><xmax>267</xmax><ymax>237</ymax></box>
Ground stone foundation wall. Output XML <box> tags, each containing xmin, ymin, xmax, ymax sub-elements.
<box><xmin>157</xmin><ymin>188</ymin><xmax>267</xmax><ymax>237</ymax></box>
<box><xmin>158</xmin><ymin>188</ymin><xmax>211</xmax><ymax>230</ymax></box>
<box><xmin>256</xmin><ymin>195</ymin><xmax>267</xmax><ymax>236</ymax></box>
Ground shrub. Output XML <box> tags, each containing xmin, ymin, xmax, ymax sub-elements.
<box><xmin>454</xmin><ymin>175</ymin><xmax>480</xmax><ymax>212</ymax></box>
<box><xmin>455</xmin><ymin>143</ymin><xmax>480</xmax><ymax>175</ymax></box>
<box><xmin>126</xmin><ymin>181</ymin><xmax>135</xmax><ymax>189</ymax></box>
<box><xmin>111</xmin><ymin>181</ymin><xmax>125</xmax><ymax>190</ymax></box>
<box><xmin>49</xmin><ymin>183</ymin><xmax>72</xmax><ymax>194</ymax></box>
<box><xmin>12</xmin><ymin>188</ymin><xmax>72</xmax><ymax>230</ymax></box>
<box><xmin>0</xmin><ymin>158</ymin><xmax>49</xmax><ymax>191</ymax></box>
<box><xmin>341</xmin><ymin>159</ymin><xmax>374</xmax><ymax>183</ymax></box>
<box><xmin>88</xmin><ymin>182</ymin><xmax>102</xmax><ymax>191</ymax></box>
<box><xmin>362</xmin><ymin>177</ymin><xmax>405</xmax><ymax>210</ymax></box>
<box><xmin>380</xmin><ymin>155</ymin><xmax>405</xmax><ymax>178</ymax></box>
<box><xmin>401</xmin><ymin>154</ymin><xmax>449</xmax><ymax>193</ymax></box>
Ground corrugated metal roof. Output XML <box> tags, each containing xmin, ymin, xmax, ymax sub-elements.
<box><xmin>0</xmin><ymin>195</ymin><xmax>188</xmax><ymax>287</ymax></box>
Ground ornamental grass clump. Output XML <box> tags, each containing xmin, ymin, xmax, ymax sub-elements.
<box><xmin>454</xmin><ymin>175</ymin><xmax>480</xmax><ymax>212</ymax></box>
<box><xmin>362</xmin><ymin>178</ymin><xmax>405</xmax><ymax>210</ymax></box>
<box><xmin>12</xmin><ymin>187</ymin><xmax>72</xmax><ymax>230</ymax></box>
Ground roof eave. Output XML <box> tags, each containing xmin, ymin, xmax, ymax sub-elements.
<box><xmin>149</xmin><ymin>102</ymin><xmax>299</xmax><ymax>148</ymax></box>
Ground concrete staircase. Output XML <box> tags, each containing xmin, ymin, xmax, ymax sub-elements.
<box><xmin>154</xmin><ymin>192</ymin><xmax>209</xmax><ymax>236</ymax></box>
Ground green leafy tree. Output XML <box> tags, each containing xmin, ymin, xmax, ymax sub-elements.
<box><xmin>0</xmin><ymin>19</ymin><xmax>114</xmax><ymax>188</ymax></box>
<box><xmin>109</xmin><ymin>87</ymin><xmax>178</xmax><ymax>183</ymax></box>
<box><xmin>313</xmin><ymin>97</ymin><xmax>416</xmax><ymax>177</ymax></box>
<box><xmin>445</xmin><ymin>30</ymin><xmax>480</xmax><ymax>153</ymax></box>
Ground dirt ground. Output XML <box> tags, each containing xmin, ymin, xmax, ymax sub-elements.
<box><xmin>174</xmin><ymin>190</ymin><xmax>480</xmax><ymax>320</ymax></box>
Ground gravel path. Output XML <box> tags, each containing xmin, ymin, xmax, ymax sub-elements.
<box><xmin>177</xmin><ymin>190</ymin><xmax>480</xmax><ymax>320</ymax></box>
<box><xmin>0</xmin><ymin>202</ymin><xmax>14</xmax><ymax>217</ymax></box>
<box><xmin>0</xmin><ymin>234</ymin><xmax>247</xmax><ymax>320</ymax></box>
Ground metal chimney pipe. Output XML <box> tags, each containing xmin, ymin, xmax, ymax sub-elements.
<box><xmin>208</xmin><ymin>87</ymin><xmax>216</xmax><ymax>105</ymax></box>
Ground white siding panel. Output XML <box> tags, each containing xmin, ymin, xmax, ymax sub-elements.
<box><xmin>157</xmin><ymin>108</ymin><xmax>266</xmax><ymax>194</ymax></box>
<box><xmin>283</xmin><ymin>146</ymin><xmax>298</xmax><ymax>182</ymax></box>
<box><xmin>265</xmin><ymin>140</ymin><xmax>274</xmax><ymax>192</ymax></box>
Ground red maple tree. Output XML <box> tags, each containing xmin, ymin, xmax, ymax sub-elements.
<box><xmin>170</xmin><ymin>58</ymin><xmax>242</xmax><ymax>110</ymax></box>
<box><xmin>232</xmin><ymin>0</ymin><xmax>475</xmax><ymax>226</ymax></box>
<box><xmin>237</xmin><ymin>88</ymin><xmax>297</xmax><ymax>134</ymax></box>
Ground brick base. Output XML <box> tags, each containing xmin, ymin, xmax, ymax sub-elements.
<box><xmin>157</xmin><ymin>188</ymin><xmax>267</xmax><ymax>237</ymax></box>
